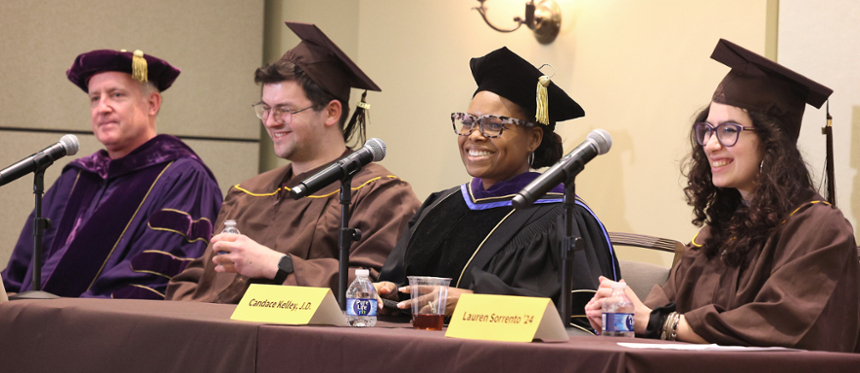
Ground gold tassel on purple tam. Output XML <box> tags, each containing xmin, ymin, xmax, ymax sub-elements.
<box><xmin>132</xmin><ymin>50</ymin><xmax>148</xmax><ymax>84</ymax></box>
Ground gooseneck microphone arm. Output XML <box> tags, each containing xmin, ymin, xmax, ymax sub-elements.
<box><xmin>0</xmin><ymin>134</ymin><xmax>80</xmax><ymax>187</ymax></box>
<box><xmin>290</xmin><ymin>138</ymin><xmax>386</xmax><ymax>200</ymax></box>
<box><xmin>512</xmin><ymin>129</ymin><xmax>612</xmax><ymax>209</ymax></box>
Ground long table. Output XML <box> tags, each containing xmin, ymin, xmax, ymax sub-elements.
<box><xmin>1</xmin><ymin>298</ymin><xmax>858</xmax><ymax>373</ymax></box>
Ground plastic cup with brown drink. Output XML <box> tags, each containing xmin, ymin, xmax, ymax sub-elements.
<box><xmin>407</xmin><ymin>276</ymin><xmax>451</xmax><ymax>330</ymax></box>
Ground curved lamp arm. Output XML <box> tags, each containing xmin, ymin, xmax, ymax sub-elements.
<box><xmin>472</xmin><ymin>0</ymin><xmax>525</xmax><ymax>33</ymax></box>
<box><xmin>472</xmin><ymin>0</ymin><xmax>561</xmax><ymax>44</ymax></box>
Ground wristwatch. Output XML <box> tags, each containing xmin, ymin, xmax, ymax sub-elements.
<box><xmin>273</xmin><ymin>254</ymin><xmax>293</xmax><ymax>283</ymax></box>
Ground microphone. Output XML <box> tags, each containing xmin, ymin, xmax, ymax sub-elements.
<box><xmin>290</xmin><ymin>138</ymin><xmax>386</xmax><ymax>199</ymax></box>
<box><xmin>0</xmin><ymin>134</ymin><xmax>80</xmax><ymax>187</ymax></box>
<box><xmin>512</xmin><ymin>129</ymin><xmax>612</xmax><ymax>209</ymax></box>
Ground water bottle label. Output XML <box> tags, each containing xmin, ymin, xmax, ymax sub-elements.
<box><xmin>346</xmin><ymin>298</ymin><xmax>377</xmax><ymax>317</ymax></box>
<box><xmin>602</xmin><ymin>312</ymin><xmax>634</xmax><ymax>332</ymax></box>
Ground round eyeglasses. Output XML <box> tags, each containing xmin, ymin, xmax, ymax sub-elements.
<box><xmin>452</xmin><ymin>112</ymin><xmax>535</xmax><ymax>138</ymax></box>
<box><xmin>694</xmin><ymin>122</ymin><xmax>757</xmax><ymax>147</ymax></box>
<box><xmin>252</xmin><ymin>102</ymin><xmax>314</xmax><ymax>124</ymax></box>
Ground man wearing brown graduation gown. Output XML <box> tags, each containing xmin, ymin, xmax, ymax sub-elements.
<box><xmin>166</xmin><ymin>22</ymin><xmax>420</xmax><ymax>303</ymax></box>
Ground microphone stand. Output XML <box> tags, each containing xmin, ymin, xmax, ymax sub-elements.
<box><xmin>10</xmin><ymin>165</ymin><xmax>59</xmax><ymax>300</ymax></box>
<box><xmin>337</xmin><ymin>172</ymin><xmax>361</xmax><ymax>310</ymax></box>
<box><xmin>557</xmin><ymin>179</ymin><xmax>581</xmax><ymax>327</ymax></box>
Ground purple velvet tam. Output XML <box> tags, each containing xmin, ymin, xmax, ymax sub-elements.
<box><xmin>66</xmin><ymin>49</ymin><xmax>181</xmax><ymax>93</ymax></box>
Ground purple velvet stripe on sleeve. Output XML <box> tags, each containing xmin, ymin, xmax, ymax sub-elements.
<box><xmin>129</xmin><ymin>250</ymin><xmax>195</xmax><ymax>281</ymax></box>
<box><xmin>148</xmin><ymin>209</ymin><xmax>214</xmax><ymax>243</ymax></box>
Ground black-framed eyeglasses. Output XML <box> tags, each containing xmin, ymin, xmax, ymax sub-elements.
<box><xmin>451</xmin><ymin>112</ymin><xmax>535</xmax><ymax>138</ymax></box>
<box><xmin>694</xmin><ymin>122</ymin><xmax>757</xmax><ymax>147</ymax></box>
<box><xmin>252</xmin><ymin>102</ymin><xmax>315</xmax><ymax>124</ymax></box>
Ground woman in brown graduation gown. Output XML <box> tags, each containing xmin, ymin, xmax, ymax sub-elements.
<box><xmin>586</xmin><ymin>39</ymin><xmax>860</xmax><ymax>352</ymax></box>
<box><xmin>376</xmin><ymin>47</ymin><xmax>620</xmax><ymax>328</ymax></box>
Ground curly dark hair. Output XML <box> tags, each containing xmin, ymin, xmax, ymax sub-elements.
<box><xmin>682</xmin><ymin>105</ymin><xmax>813</xmax><ymax>267</ymax></box>
<box><xmin>254</xmin><ymin>59</ymin><xmax>353</xmax><ymax>141</ymax></box>
<box><xmin>531</xmin><ymin>128</ymin><xmax>563</xmax><ymax>168</ymax></box>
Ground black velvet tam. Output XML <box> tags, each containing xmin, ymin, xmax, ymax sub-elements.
<box><xmin>469</xmin><ymin>47</ymin><xmax>584</xmax><ymax>129</ymax></box>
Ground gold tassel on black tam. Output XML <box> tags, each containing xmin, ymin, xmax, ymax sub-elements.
<box><xmin>535</xmin><ymin>64</ymin><xmax>555</xmax><ymax>125</ymax></box>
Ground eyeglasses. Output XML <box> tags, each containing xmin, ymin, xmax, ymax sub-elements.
<box><xmin>693</xmin><ymin>122</ymin><xmax>757</xmax><ymax>147</ymax></box>
<box><xmin>252</xmin><ymin>102</ymin><xmax>314</xmax><ymax>123</ymax></box>
<box><xmin>451</xmin><ymin>112</ymin><xmax>535</xmax><ymax>138</ymax></box>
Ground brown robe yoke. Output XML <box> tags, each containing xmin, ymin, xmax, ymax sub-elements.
<box><xmin>165</xmin><ymin>155</ymin><xmax>420</xmax><ymax>303</ymax></box>
<box><xmin>644</xmin><ymin>194</ymin><xmax>860</xmax><ymax>352</ymax></box>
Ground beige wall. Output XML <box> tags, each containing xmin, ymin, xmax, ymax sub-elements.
<box><xmin>350</xmin><ymin>0</ymin><xmax>769</xmax><ymax>266</ymax></box>
<box><xmin>779</xmin><ymin>0</ymin><xmax>860</xmax><ymax>241</ymax></box>
<box><xmin>259</xmin><ymin>0</ymin><xmax>777</xmax><ymax>266</ymax></box>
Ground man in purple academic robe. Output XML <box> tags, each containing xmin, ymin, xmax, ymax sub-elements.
<box><xmin>1</xmin><ymin>49</ymin><xmax>222</xmax><ymax>299</ymax></box>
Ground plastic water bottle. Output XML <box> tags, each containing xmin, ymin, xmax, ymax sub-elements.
<box><xmin>345</xmin><ymin>269</ymin><xmax>377</xmax><ymax>327</ymax></box>
<box><xmin>217</xmin><ymin>220</ymin><xmax>240</xmax><ymax>255</ymax></box>
<box><xmin>222</xmin><ymin>220</ymin><xmax>240</xmax><ymax>235</ymax></box>
<box><xmin>601</xmin><ymin>282</ymin><xmax>635</xmax><ymax>337</ymax></box>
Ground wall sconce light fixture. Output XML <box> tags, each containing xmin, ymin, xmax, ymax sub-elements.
<box><xmin>473</xmin><ymin>0</ymin><xmax>561</xmax><ymax>44</ymax></box>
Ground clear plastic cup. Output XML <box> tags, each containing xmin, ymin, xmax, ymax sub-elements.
<box><xmin>406</xmin><ymin>276</ymin><xmax>451</xmax><ymax>330</ymax></box>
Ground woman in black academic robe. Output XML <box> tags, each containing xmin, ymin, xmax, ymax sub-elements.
<box><xmin>376</xmin><ymin>47</ymin><xmax>620</xmax><ymax>329</ymax></box>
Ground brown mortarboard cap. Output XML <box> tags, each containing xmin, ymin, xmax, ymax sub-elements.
<box><xmin>66</xmin><ymin>49</ymin><xmax>181</xmax><ymax>93</ymax></box>
<box><xmin>711</xmin><ymin>39</ymin><xmax>832</xmax><ymax>142</ymax></box>
<box><xmin>281</xmin><ymin>22</ymin><xmax>380</xmax><ymax>103</ymax></box>
<box><xmin>470</xmin><ymin>47</ymin><xmax>584</xmax><ymax>132</ymax></box>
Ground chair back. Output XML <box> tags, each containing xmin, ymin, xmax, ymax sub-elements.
<box><xmin>609</xmin><ymin>232</ymin><xmax>685</xmax><ymax>300</ymax></box>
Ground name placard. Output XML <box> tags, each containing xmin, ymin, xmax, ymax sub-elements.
<box><xmin>230</xmin><ymin>284</ymin><xmax>346</xmax><ymax>326</ymax></box>
<box><xmin>445</xmin><ymin>293</ymin><xmax>568</xmax><ymax>342</ymax></box>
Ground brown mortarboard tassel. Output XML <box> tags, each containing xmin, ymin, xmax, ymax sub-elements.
<box><xmin>132</xmin><ymin>50</ymin><xmax>148</xmax><ymax>84</ymax></box>
<box><xmin>821</xmin><ymin>100</ymin><xmax>836</xmax><ymax>206</ymax></box>
<box><xmin>535</xmin><ymin>64</ymin><xmax>554</xmax><ymax>125</ymax></box>
<box><xmin>344</xmin><ymin>90</ymin><xmax>369</xmax><ymax>148</ymax></box>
